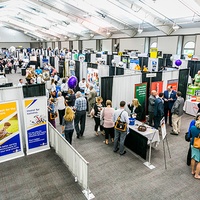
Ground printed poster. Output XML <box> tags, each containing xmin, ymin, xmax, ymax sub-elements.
<box><xmin>151</xmin><ymin>81</ymin><xmax>163</xmax><ymax>94</ymax></box>
<box><xmin>24</xmin><ymin>97</ymin><xmax>49</xmax><ymax>155</ymax></box>
<box><xmin>167</xmin><ymin>79</ymin><xmax>178</xmax><ymax>91</ymax></box>
<box><xmin>135</xmin><ymin>82</ymin><xmax>147</xmax><ymax>121</ymax></box>
<box><xmin>0</xmin><ymin>101</ymin><xmax>24</xmax><ymax>163</ymax></box>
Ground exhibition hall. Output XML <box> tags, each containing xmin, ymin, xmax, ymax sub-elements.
<box><xmin>1</xmin><ymin>0</ymin><xmax>200</xmax><ymax>200</ymax></box>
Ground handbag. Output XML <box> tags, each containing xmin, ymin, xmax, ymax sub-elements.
<box><xmin>50</xmin><ymin>111</ymin><xmax>58</xmax><ymax>120</ymax></box>
<box><xmin>193</xmin><ymin>134</ymin><xmax>200</xmax><ymax>149</ymax></box>
<box><xmin>114</xmin><ymin>111</ymin><xmax>127</xmax><ymax>132</ymax></box>
<box><xmin>100</xmin><ymin>108</ymin><xmax>104</xmax><ymax>126</ymax></box>
<box><xmin>185</xmin><ymin>132</ymin><xmax>191</xmax><ymax>142</ymax></box>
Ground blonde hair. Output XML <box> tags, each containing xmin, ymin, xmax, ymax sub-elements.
<box><xmin>106</xmin><ymin>100</ymin><xmax>112</xmax><ymax>107</ymax></box>
<box><xmin>132</xmin><ymin>98</ymin><xmax>140</xmax><ymax>107</ymax></box>
<box><xmin>96</xmin><ymin>96</ymin><xmax>103</xmax><ymax>103</ymax></box>
<box><xmin>64</xmin><ymin>106</ymin><xmax>75</xmax><ymax>121</ymax></box>
<box><xmin>195</xmin><ymin>120</ymin><xmax>200</xmax><ymax>129</ymax></box>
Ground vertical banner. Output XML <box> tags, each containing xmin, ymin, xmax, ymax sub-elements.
<box><xmin>135</xmin><ymin>82</ymin><xmax>147</xmax><ymax>121</ymax></box>
<box><xmin>24</xmin><ymin>97</ymin><xmax>49</xmax><ymax>155</ymax></box>
<box><xmin>151</xmin><ymin>81</ymin><xmax>163</xmax><ymax>94</ymax></box>
<box><xmin>167</xmin><ymin>79</ymin><xmax>178</xmax><ymax>91</ymax></box>
<box><xmin>0</xmin><ymin>101</ymin><xmax>24</xmax><ymax>163</ymax></box>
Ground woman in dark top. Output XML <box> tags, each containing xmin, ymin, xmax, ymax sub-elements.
<box><xmin>190</xmin><ymin>120</ymin><xmax>200</xmax><ymax>179</ymax></box>
<box><xmin>66</xmin><ymin>89</ymin><xmax>76</xmax><ymax>107</ymax></box>
<box><xmin>94</xmin><ymin>96</ymin><xmax>104</xmax><ymax>136</ymax></box>
<box><xmin>128</xmin><ymin>98</ymin><xmax>143</xmax><ymax>121</ymax></box>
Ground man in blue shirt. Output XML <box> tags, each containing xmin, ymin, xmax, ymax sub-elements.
<box><xmin>74</xmin><ymin>91</ymin><xmax>87</xmax><ymax>138</ymax></box>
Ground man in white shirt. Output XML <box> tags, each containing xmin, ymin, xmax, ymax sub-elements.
<box><xmin>79</xmin><ymin>78</ymin><xmax>86</xmax><ymax>93</ymax></box>
<box><xmin>18</xmin><ymin>78</ymin><xmax>24</xmax><ymax>86</ymax></box>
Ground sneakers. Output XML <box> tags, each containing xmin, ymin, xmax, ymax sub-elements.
<box><xmin>170</xmin><ymin>131</ymin><xmax>178</xmax><ymax>135</ymax></box>
<box><xmin>120</xmin><ymin>151</ymin><xmax>127</xmax><ymax>156</ymax></box>
<box><xmin>113</xmin><ymin>148</ymin><xmax>119</xmax><ymax>153</ymax></box>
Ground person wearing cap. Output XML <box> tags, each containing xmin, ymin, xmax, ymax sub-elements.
<box><xmin>74</xmin><ymin>91</ymin><xmax>87</xmax><ymax>138</ymax></box>
<box><xmin>163</xmin><ymin>85</ymin><xmax>177</xmax><ymax>127</ymax></box>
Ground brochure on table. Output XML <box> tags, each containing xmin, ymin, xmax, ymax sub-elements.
<box><xmin>0</xmin><ymin>101</ymin><xmax>24</xmax><ymax>163</ymax></box>
<box><xmin>23</xmin><ymin>97</ymin><xmax>49</xmax><ymax>155</ymax></box>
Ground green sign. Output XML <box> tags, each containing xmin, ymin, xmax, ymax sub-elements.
<box><xmin>135</xmin><ymin>83</ymin><xmax>147</xmax><ymax>121</ymax></box>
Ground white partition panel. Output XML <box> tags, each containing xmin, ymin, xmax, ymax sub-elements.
<box><xmin>112</xmin><ymin>74</ymin><xmax>142</xmax><ymax>111</ymax></box>
<box><xmin>48</xmin><ymin>123</ymin><xmax>93</xmax><ymax>198</ymax></box>
<box><xmin>162</xmin><ymin>70</ymin><xmax>179</xmax><ymax>90</ymax></box>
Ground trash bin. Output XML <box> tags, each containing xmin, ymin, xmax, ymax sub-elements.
<box><xmin>129</xmin><ymin>117</ymin><xmax>136</xmax><ymax>125</ymax></box>
<box><xmin>21</xmin><ymin>68</ymin><xmax>26</xmax><ymax>76</ymax></box>
<box><xmin>5</xmin><ymin>68</ymin><xmax>9</xmax><ymax>74</ymax></box>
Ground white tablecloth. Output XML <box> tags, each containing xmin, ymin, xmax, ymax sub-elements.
<box><xmin>184</xmin><ymin>99</ymin><xmax>199</xmax><ymax>116</ymax></box>
<box><xmin>129</xmin><ymin>120</ymin><xmax>160</xmax><ymax>145</ymax></box>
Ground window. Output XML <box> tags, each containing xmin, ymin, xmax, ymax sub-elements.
<box><xmin>183</xmin><ymin>41</ymin><xmax>195</xmax><ymax>55</ymax></box>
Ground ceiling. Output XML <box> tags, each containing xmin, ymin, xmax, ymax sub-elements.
<box><xmin>0</xmin><ymin>0</ymin><xmax>200</xmax><ymax>41</ymax></box>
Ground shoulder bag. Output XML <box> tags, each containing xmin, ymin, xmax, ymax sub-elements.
<box><xmin>114</xmin><ymin>111</ymin><xmax>127</xmax><ymax>132</ymax></box>
<box><xmin>193</xmin><ymin>134</ymin><xmax>200</xmax><ymax>149</ymax></box>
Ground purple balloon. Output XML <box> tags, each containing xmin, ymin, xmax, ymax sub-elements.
<box><xmin>175</xmin><ymin>59</ymin><xmax>182</xmax><ymax>66</ymax></box>
<box><xmin>68</xmin><ymin>76</ymin><xmax>78</xmax><ymax>89</ymax></box>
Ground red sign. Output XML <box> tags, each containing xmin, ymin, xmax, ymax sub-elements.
<box><xmin>151</xmin><ymin>81</ymin><xmax>163</xmax><ymax>94</ymax></box>
<box><xmin>167</xmin><ymin>79</ymin><xmax>178</xmax><ymax>91</ymax></box>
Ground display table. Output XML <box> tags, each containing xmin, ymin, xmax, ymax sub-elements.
<box><xmin>125</xmin><ymin>120</ymin><xmax>160</xmax><ymax>161</ymax></box>
<box><xmin>184</xmin><ymin>99</ymin><xmax>199</xmax><ymax>116</ymax></box>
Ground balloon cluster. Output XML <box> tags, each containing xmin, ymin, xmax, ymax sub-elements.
<box><xmin>68</xmin><ymin>76</ymin><xmax>78</xmax><ymax>89</ymax></box>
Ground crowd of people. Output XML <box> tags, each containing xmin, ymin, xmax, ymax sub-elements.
<box><xmin>3</xmin><ymin>60</ymin><xmax>199</xmax><ymax>176</ymax></box>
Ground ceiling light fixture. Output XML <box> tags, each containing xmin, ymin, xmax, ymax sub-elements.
<box><xmin>173</xmin><ymin>24</ymin><xmax>180</xmax><ymax>31</ymax></box>
<box><xmin>90</xmin><ymin>33</ymin><xmax>94</xmax><ymax>37</ymax></box>
<box><xmin>106</xmin><ymin>30</ymin><xmax>111</xmax><ymax>36</ymax></box>
<box><xmin>137</xmin><ymin>24</ymin><xmax>143</xmax><ymax>34</ymax></box>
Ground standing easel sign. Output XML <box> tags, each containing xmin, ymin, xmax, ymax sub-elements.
<box><xmin>160</xmin><ymin>117</ymin><xmax>171</xmax><ymax>169</ymax></box>
<box><xmin>160</xmin><ymin>117</ymin><xmax>167</xmax><ymax>140</ymax></box>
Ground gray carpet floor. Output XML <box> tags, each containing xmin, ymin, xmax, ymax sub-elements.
<box><xmin>0</xmin><ymin>70</ymin><xmax>199</xmax><ymax>200</ymax></box>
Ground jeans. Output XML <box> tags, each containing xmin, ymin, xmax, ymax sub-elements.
<box><xmin>148</xmin><ymin>112</ymin><xmax>154</xmax><ymax>126</ymax></box>
<box><xmin>164</xmin><ymin>108</ymin><xmax>172</xmax><ymax>125</ymax></box>
<box><xmin>64</xmin><ymin>129</ymin><xmax>74</xmax><ymax>144</ymax></box>
<box><xmin>74</xmin><ymin>110</ymin><xmax>86</xmax><ymax>137</ymax></box>
<box><xmin>113</xmin><ymin>129</ymin><xmax>127</xmax><ymax>154</ymax></box>
<box><xmin>154</xmin><ymin>116</ymin><xmax>162</xmax><ymax>129</ymax></box>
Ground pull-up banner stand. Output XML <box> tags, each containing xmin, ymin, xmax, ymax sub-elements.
<box><xmin>0</xmin><ymin>101</ymin><xmax>24</xmax><ymax>163</ymax></box>
<box><xmin>23</xmin><ymin>97</ymin><xmax>49</xmax><ymax>155</ymax></box>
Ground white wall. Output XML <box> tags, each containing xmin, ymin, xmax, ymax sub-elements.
<box><xmin>102</xmin><ymin>39</ymin><xmax>112</xmax><ymax>53</ymax></box>
<box><xmin>0</xmin><ymin>42</ymin><xmax>30</xmax><ymax>48</ymax></box>
<box><xmin>73</xmin><ymin>41</ymin><xmax>78</xmax><ymax>50</ymax></box>
<box><xmin>0</xmin><ymin>27</ymin><xmax>32</xmax><ymax>42</ymax></box>
<box><xmin>82</xmin><ymin>40</ymin><xmax>96</xmax><ymax>50</ymax></box>
<box><xmin>119</xmin><ymin>38</ymin><xmax>145</xmax><ymax>52</ymax></box>
<box><xmin>157</xmin><ymin>36</ymin><xmax>178</xmax><ymax>54</ymax></box>
<box><xmin>47</xmin><ymin>42</ymin><xmax>53</xmax><ymax>49</ymax></box>
<box><xmin>195</xmin><ymin>35</ymin><xmax>200</xmax><ymax>55</ymax></box>
<box><xmin>183</xmin><ymin>35</ymin><xmax>196</xmax><ymax>47</ymax></box>
<box><xmin>61</xmin><ymin>41</ymin><xmax>69</xmax><ymax>49</ymax></box>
